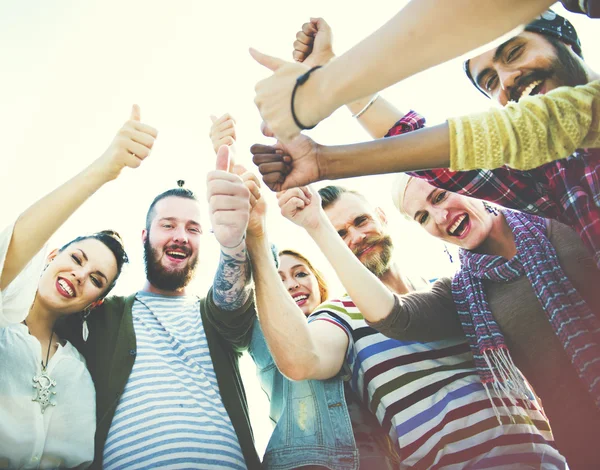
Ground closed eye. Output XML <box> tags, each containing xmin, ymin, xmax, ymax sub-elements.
<box><xmin>71</xmin><ymin>254</ymin><xmax>82</xmax><ymax>265</ymax></box>
<box><xmin>90</xmin><ymin>276</ymin><xmax>102</xmax><ymax>288</ymax></box>
<box><xmin>506</xmin><ymin>45</ymin><xmax>523</xmax><ymax>62</ymax></box>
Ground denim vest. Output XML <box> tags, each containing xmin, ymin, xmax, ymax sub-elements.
<box><xmin>248</xmin><ymin>320</ymin><xmax>359</xmax><ymax>470</ymax></box>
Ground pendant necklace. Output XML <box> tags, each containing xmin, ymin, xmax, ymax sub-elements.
<box><xmin>24</xmin><ymin>319</ymin><xmax>57</xmax><ymax>413</ymax></box>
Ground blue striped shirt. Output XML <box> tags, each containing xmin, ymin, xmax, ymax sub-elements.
<box><xmin>103</xmin><ymin>292</ymin><xmax>246</xmax><ymax>469</ymax></box>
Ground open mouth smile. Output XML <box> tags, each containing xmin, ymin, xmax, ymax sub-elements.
<box><xmin>292</xmin><ymin>293</ymin><xmax>309</xmax><ymax>306</ymax></box>
<box><xmin>519</xmin><ymin>79</ymin><xmax>544</xmax><ymax>100</ymax></box>
<box><xmin>447</xmin><ymin>213</ymin><xmax>470</xmax><ymax>238</ymax></box>
<box><xmin>165</xmin><ymin>249</ymin><xmax>190</xmax><ymax>263</ymax></box>
<box><xmin>56</xmin><ymin>277</ymin><xmax>76</xmax><ymax>298</ymax></box>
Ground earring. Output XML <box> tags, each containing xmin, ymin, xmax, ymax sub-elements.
<box><xmin>82</xmin><ymin>308</ymin><xmax>91</xmax><ymax>342</ymax></box>
<box><xmin>444</xmin><ymin>245</ymin><xmax>454</xmax><ymax>264</ymax></box>
<box><xmin>482</xmin><ymin>201</ymin><xmax>499</xmax><ymax>216</ymax></box>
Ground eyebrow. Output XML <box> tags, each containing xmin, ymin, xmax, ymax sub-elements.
<box><xmin>79</xmin><ymin>249</ymin><xmax>108</xmax><ymax>282</ymax></box>
<box><xmin>159</xmin><ymin>216</ymin><xmax>202</xmax><ymax>227</ymax></box>
<box><xmin>77</xmin><ymin>248</ymin><xmax>88</xmax><ymax>262</ymax></box>
<box><xmin>474</xmin><ymin>37</ymin><xmax>520</xmax><ymax>90</ymax></box>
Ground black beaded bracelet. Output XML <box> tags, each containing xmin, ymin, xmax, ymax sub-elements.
<box><xmin>291</xmin><ymin>66</ymin><xmax>322</xmax><ymax>130</ymax></box>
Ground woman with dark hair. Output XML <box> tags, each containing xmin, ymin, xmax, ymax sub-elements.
<box><xmin>0</xmin><ymin>105</ymin><xmax>157</xmax><ymax>468</ymax></box>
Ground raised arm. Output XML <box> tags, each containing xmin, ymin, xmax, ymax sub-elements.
<box><xmin>449</xmin><ymin>80</ymin><xmax>600</xmax><ymax>171</ymax></box>
<box><xmin>207</xmin><ymin>122</ymin><xmax>253</xmax><ymax>311</ymax></box>
<box><xmin>245</xmin><ymin>218</ymin><xmax>348</xmax><ymax>381</ymax></box>
<box><xmin>0</xmin><ymin>105</ymin><xmax>157</xmax><ymax>290</ymax></box>
<box><xmin>292</xmin><ymin>17</ymin><xmax>406</xmax><ymax>140</ymax></box>
<box><xmin>251</xmin><ymin>0</ymin><xmax>554</xmax><ymax>143</ymax></box>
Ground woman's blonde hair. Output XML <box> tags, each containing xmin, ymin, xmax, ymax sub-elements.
<box><xmin>391</xmin><ymin>173</ymin><xmax>415</xmax><ymax>221</ymax></box>
<box><xmin>279</xmin><ymin>249</ymin><xmax>329</xmax><ymax>304</ymax></box>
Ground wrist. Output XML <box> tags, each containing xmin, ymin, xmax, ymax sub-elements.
<box><xmin>220</xmin><ymin>234</ymin><xmax>246</xmax><ymax>253</ymax></box>
<box><xmin>303</xmin><ymin>211</ymin><xmax>329</xmax><ymax>237</ymax></box>
<box><xmin>83</xmin><ymin>160</ymin><xmax>115</xmax><ymax>187</ymax></box>
<box><xmin>294</xmin><ymin>66</ymin><xmax>336</xmax><ymax>129</ymax></box>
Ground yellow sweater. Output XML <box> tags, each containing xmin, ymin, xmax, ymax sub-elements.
<box><xmin>448</xmin><ymin>80</ymin><xmax>600</xmax><ymax>171</ymax></box>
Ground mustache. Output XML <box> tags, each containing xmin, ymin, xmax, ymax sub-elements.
<box><xmin>508</xmin><ymin>69</ymin><xmax>553</xmax><ymax>102</ymax></box>
<box><xmin>352</xmin><ymin>235</ymin><xmax>389</xmax><ymax>257</ymax></box>
<box><xmin>164</xmin><ymin>244</ymin><xmax>192</xmax><ymax>256</ymax></box>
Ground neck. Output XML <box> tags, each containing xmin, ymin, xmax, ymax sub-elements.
<box><xmin>26</xmin><ymin>295</ymin><xmax>59</xmax><ymax>340</ymax></box>
<box><xmin>378</xmin><ymin>263</ymin><xmax>411</xmax><ymax>295</ymax></box>
<box><xmin>474</xmin><ymin>213</ymin><xmax>516</xmax><ymax>259</ymax></box>
<box><xmin>142</xmin><ymin>280</ymin><xmax>188</xmax><ymax>297</ymax></box>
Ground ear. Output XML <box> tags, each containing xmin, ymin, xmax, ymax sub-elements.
<box><xmin>141</xmin><ymin>228</ymin><xmax>148</xmax><ymax>243</ymax></box>
<box><xmin>46</xmin><ymin>248</ymin><xmax>59</xmax><ymax>264</ymax></box>
<box><xmin>375</xmin><ymin>207</ymin><xmax>388</xmax><ymax>225</ymax></box>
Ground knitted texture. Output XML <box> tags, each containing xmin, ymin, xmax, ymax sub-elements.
<box><xmin>449</xmin><ymin>80</ymin><xmax>600</xmax><ymax>171</ymax></box>
<box><xmin>452</xmin><ymin>210</ymin><xmax>600</xmax><ymax>411</ymax></box>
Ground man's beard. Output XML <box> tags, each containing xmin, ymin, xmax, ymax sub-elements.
<box><xmin>352</xmin><ymin>234</ymin><xmax>394</xmax><ymax>278</ymax></box>
<box><xmin>144</xmin><ymin>238</ymin><xmax>198</xmax><ymax>291</ymax></box>
<box><xmin>509</xmin><ymin>38</ymin><xmax>588</xmax><ymax>102</ymax></box>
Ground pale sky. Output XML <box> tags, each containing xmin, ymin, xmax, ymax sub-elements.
<box><xmin>1</xmin><ymin>0</ymin><xmax>597</xmax><ymax>457</ymax></box>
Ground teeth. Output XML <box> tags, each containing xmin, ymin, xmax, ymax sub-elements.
<box><xmin>520</xmin><ymin>80</ymin><xmax>542</xmax><ymax>100</ymax></box>
<box><xmin>58</xmin><ymin>278</ymin><xmax>74</xmax><ymax>297</ymax></box>
<box><xmin>294</xmin><ymin>295</ymin><xmax>308</xmax><ymax>303</ymax></box>
<box><xmin>449</xmin><ymin>215</ymin><xmax>466</xmax><ymax>235</ymax></box>
<box><xmin>167</xmin><ymin>251</ymin><xmax>187</xmax><ymax>259</ymax></box>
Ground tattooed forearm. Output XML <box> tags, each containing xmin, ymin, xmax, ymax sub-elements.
<box><xmin>212</xmin><ymin>244</ymin><xmax>252</xmax><ymax>310</ymax></box>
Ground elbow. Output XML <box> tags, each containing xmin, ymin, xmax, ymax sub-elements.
<box><xmin>276</xmin><ymin>355</ymin><xmax>318</xmax><ymax>382</ymax></box>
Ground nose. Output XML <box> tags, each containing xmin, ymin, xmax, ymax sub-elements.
<box><xmin>172</xmin><ymin>226</ymin><xmax>189</xmax><ymax>244</ymax></box>
<box><xmin>347</xmin><ymin>227</ymin><xmax>366</xmax><ymax>249</ymax></box>
<box><xmin>285</xmin><ymin>278</ymin><xmax>299</xmax><ymax>292</ymax></box>
<box><xmin>432</xmin><ymin>207</ymin><xmax>449</xmax><ymax>226</ymax></box>
<box><xmin>497</xmin><ymin>67</ymin><xmax>521</xmax><ymax>103</ymax></box>
<box><xmin>70</xmin><ymin>268</ymin><xmax>85</xmax><ymax>285</ymax></box>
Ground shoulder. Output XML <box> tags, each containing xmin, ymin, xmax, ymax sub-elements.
<box><xmin>308</xmin><ymin>295</ymin><xmax>364</xmax><ymax>331</ymax></box>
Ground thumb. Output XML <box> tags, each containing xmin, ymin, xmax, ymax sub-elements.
<box><xmin>130</xmin><ymin>104</ymin><xmax>141</xmax><ymax>121</ymax></box>
<box><xmin>216</xmin><ymin>145</ymin><xmax>231</xmax><ymax>172</ymax></box>
<box><xmin>210</xmin><ymin>114</ymin><xmax>217</xmax><ymax>124</ymax></box>
<box><xmin>249</xmin><ymin>48</ymin><xmax>286</xmax><ymax>72</ymax></box>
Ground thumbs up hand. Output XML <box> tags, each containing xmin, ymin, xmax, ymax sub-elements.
<box><xmin>209</xmin><ymin>113</ymin><xmax>237</xmax><ymax>171</ymax></box>
<box><xmin>207</xmin><ymin>144</ymin><xmax>251</xmax><ymax>251</ymax></box>
<box><xmin>93</xmin><ymin>104</ymin><xmax>158</xmax><ymax>182</ymax></box>
<box><xmin>250</xmin><ymin>47</ymin><xmax>330</xmax><ymax>144</ymax></box>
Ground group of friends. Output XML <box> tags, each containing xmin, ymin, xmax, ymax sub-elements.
<box><xmin>1</xmin><ymin>1</ymin><xmax>599</xmax><ymax>469</ymax></box>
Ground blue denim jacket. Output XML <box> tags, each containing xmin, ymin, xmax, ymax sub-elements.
<box><xmin>248</xmin><ymin>319</ymin><xmax>359</xmax><ymax>470</ymax></box>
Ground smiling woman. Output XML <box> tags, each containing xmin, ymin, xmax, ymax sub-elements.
<box><xmin>382</xmin><ymin>174</ymin><xmax>600</xmax><ymax>467</ymax></box>
<box><xmin>0</xmin><ymin>105</ymin><xmax>154</xmax><ymax>468</ymax></box>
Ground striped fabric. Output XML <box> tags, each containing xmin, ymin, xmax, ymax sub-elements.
<box><xmin>453</xmin><ymin>210</ymin><xmax>600</xmax><ymax>409</ymax></box>
<box><xmin>309</xmin><ymin>297</ymin><xmax>567</xmax><ymax>469</ymax></box>
<box><xmin>103</xmin><ymin>292</ymin><xmax>246</xmax><ymax>470</ymax></box>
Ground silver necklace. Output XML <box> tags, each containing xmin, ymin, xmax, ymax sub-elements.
<box><xmin>24</xmin><ymin>320</ymin><xmax>57</xmax><ymax>413</ymax></box>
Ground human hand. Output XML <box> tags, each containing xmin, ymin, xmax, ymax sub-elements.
<box><xmin>207</xmin><ymin>146</ymin><xmax>251</xmax><ymax>249</ymax></box>
<box><xmin>94</xmin><ymin>105</ymin><xmax>158</xmax><ymax>182</ymax></box>
<box><xmin>209</xmin><ymin>113</ymin><xmax>237</xmax><ymax>170</ymax></box>
<box><xmin>276</xmin><ymin>185</ymin><xmax>324</xmax><ymax>232</ymax></box>
<box><xmin>251</xmin><ymin>133</ymin><xmax>324</xmax><ymax>192</ymax></box>
<box><xmin>233</xmin><ymin>165</ymin><xmax>267</xmax><ymax>239</ymax></box>
<box><xmin>293</xmin><ymin>17</ymin><xmax>335</xmax><ymax>68</ymax></box>
<box><xmin>250</xmin><ymin>48</ymin><xmax>332</xmax><ymax>144</ymax></box>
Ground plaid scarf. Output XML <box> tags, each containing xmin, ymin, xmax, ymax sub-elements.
<box><xmin>451</xmin><ymin>210</ymin><xmax>600</xmax><ymax>416</ymax></box>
